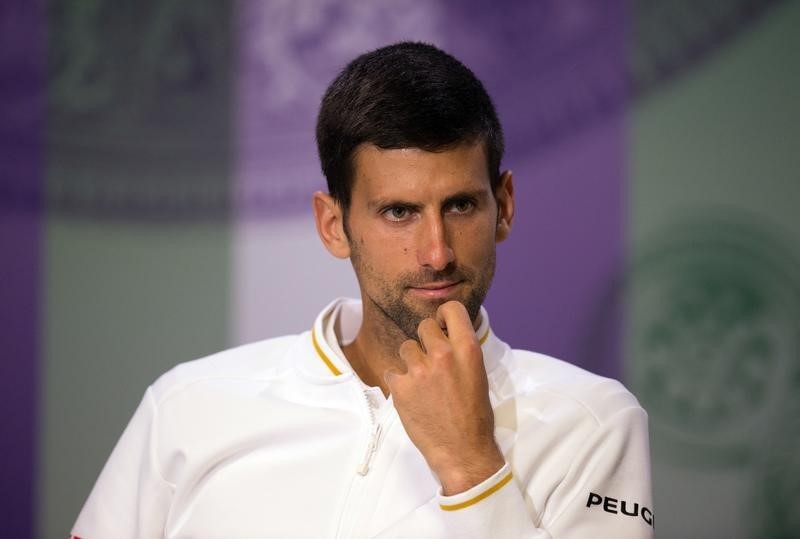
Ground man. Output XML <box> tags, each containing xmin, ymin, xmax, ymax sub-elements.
<box><xmin>72</xmin><ymin>42</ymin><xmax>653</xmax><ymax>538</ymax></box>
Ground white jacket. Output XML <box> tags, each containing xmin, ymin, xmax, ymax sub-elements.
<box><xmin>72</xmin><ymin>298</ymin><xmax>653</xmax><ymax>538</ymax></box>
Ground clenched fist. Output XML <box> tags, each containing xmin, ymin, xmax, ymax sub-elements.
<box><xmin>384</xmin><ymin>301</ymin><xmax>505</xmax><ymax>495</ymax></box>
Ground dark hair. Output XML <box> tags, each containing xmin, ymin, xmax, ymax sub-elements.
<box><xmin>316</xmin><ymin>42</ymin><xmax>504</xmax><ymax>211</ymax></box>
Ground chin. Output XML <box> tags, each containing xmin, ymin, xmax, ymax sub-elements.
<box><xmin>408</xmin><ymin>293</ymin><xmax>464</xmax><ymax>316</ymax></box>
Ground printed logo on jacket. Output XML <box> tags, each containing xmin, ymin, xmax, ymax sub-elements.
<box><xmin>586</xmin><ymin>492</ymin><xmax>654</xmax><ymax>528</ymax></box>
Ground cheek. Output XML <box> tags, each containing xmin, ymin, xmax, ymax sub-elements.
<box><xmin>355</xmin><ymin>232</ymin><xmax>413</xmax><ymax>270</ymax></box>
<box><xmin>455</xmin><ymin>221</ymin><xmax>496</xmax><ymax>253</ymax></box>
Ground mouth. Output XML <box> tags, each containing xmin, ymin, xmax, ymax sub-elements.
<box><xmin>407</xmin><ymin>281</ymin><xmax>463</xmax><ymax>299</ymax></box>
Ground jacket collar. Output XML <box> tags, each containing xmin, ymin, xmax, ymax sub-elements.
<box><xmin>300</xmin><ymin>297</ymin><xmax>505</xmax><ymax>384</ymax></box>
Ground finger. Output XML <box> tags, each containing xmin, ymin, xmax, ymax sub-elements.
<box><xmin>416</xmin><ymin>317</ymin><xmax>448</xmax><ymax>353</ymax></box>
<box><xmin>399</xmin><ymin>339</ymin><xmax>426</xmax><ymax>371</ymax></box>
<box><xmin>383</xmin><ymin>367</ymin><xmax>403</xmax><ymax>388</ymax></box>
<box><xmin>436</xmin><ymin>301</ymin><xmax>479</xmax><ymax>346</ymax></box>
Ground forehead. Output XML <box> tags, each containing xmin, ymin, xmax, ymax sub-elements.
<box><xmin>350</xmin><ymin>142</ymin><xmax>491</xmax><ymax>201</ymax></box>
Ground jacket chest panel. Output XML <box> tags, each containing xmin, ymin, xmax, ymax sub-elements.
<box><xmin>167</xmin><ymin>444</ymin><xmax>358</xmax><ymax>538</ymax></box>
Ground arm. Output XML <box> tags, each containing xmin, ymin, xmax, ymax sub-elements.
<box><xmin>377</xmin><ymin>405</ymin><xmax>652</xmax><ymax>538</ymax></box>
<box><xmin>384</xmin><ymin>301</ymin><xmax>653</xmax><ymax>537</ymax></box>
<box><xmin>543</xmin><ymin>405</ymin><xmax>653</xmax><ymax>537</ymax></box>
<box><xmin>384</xmin><ymin>301</ymin><xmax>504</xmax><ymax>495</ymax></box>
<box><xmin>436</xmin><ymin>405</ymin><xmax>652</xmax><ymax>538</ymax></box>
<box><xmin>71</xmin><ymin>387</ymin><xmax>173</xmax><ymax>539</ymax></box>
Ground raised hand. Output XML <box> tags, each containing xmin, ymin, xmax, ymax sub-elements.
<box><xmin>385</xmin><ymin>301</ymin><xmax>505</xmax><ymax>495</ymax></box>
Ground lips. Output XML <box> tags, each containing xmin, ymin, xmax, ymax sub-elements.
<box><xmin>408</xmin><ymin>281</ymin><xmax>463</xmax><ymax>298</ymax></box>
<box><xmin>416</xmin><ymin>281</ymin><xmax>459</xmax><ymax>290</ymax></box>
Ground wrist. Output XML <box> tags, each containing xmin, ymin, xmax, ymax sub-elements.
<box><xmin>434</xmin><ymin>444</ymin><xmax>505</xmax><ymax>496</ymax></box>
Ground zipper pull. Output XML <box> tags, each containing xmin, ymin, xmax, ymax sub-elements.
<box><xmin>356</xmin><ymin>423</ymin><xmax>382</xmax><ymax>476</ymax></box>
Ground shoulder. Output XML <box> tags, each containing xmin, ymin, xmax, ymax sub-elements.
<box><xmin>148</xmin><ymin>332</ymin><xmax>304</xmax><ymax>404</ymax></box>
<box><xmin>491</xmin><ymin>348</ymin><xmax>644</xmax><ymax>425</ymax></box>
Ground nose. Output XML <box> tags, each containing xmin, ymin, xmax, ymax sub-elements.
<box><xmin>416</xmin><ymin>214</ymin><xmax>455</xmax><ymax>271</ymax></box>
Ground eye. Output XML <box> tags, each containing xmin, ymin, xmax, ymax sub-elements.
<box><xmin>384</xmin><ymin>205</ymin><xmax>412</xmax><ymax>222</ymax></box>
<box><xmin>448</xmin><ymin>199</ymin><xmax>475</xmax><ymax>214</ymax></box>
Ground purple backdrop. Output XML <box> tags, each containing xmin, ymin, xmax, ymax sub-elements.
<box><xmin>441</xmin><ymin>1</ymin><xmax>627</xmax><ymax>378</ymax></box>
<box><xmin>235</xmin><ymin>0</ymin><xmax>628</xmax><ymax>376</ymax></box>
<box><xmin>0</xmin><ymin>1</ymin><xmax>45</xmax><ymax>537</ymax></box>
<box><xmin>2</xmin><ymin>0</ymin><xmax>627</xmax><ymax>535</ymax></box>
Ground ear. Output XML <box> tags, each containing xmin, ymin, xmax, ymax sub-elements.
<box><xmin>313</xmin><ymin>191</ymin><xmax>351</xmax><ymax>259</ymax></box>
<box><xmin>495</xmin><ymin>171</ymin><xmax>515</xmax><ymax>243</ymax></box>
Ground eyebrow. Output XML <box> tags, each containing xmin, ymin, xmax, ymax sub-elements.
<box><xmin>368</xmin><ymin>189</ymin><xmax>489</xmax><ymax>211</ymax></box>
<box><xmin>441</xmin><ymin>189</ymin><xmax>489</xmax><ymax>207</ymax></box>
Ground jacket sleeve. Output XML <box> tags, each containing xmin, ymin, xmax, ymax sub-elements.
<box><xmin>376</xmin><ymin>405</ymin><xmax>653</xmax><ymax>538</ymax></box>
<box><xmin>70</xmin><ymin>387</ymin><xmax>173</xmax><ymax>539</ymax></box>
<box><xmin>542</xmin><ymin>406</ymin><xmax>653</xmax><ymax>538</ymax></box>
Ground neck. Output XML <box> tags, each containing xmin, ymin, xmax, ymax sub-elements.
<box><xmin>340</xmin><ymin>297</ymin><xmax>483</xmax><ymax>397</ymax></box>
<box><xmin>341</xmin><ymin>299</ymin><xmax>414</xmax><ymax>397</ymax></box>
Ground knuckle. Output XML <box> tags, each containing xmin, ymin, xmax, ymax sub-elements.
<box><xmin>387</xmin><ymin>371</ymin><xmax>406</xmax><ymax>387</ymax></box>
<box><xmin>441</xmin><ymin>300</ymin><xmax>464</xmax><ymax>315</ymax></box>
<box><xmin>417</xmin><ymin>317</ymin><xmax>437</xmax><ymax>333</ymax></box>
<box><xmin>437</xmin><ymin>301</ymin><xmax>454</xmax><ymax>317</ymax></box>
<box><xmin>407</xmin><ymin>361</ymin><xmax>426</xmax><ymax>377</ymax></box>
<box><xmin>399</xmin><ymin>339</ymin><xmax>418</xmax><ymax>356</ymax></box>
<box><xmin>462</xmin><ymin>339</ymin><xmax>481</xmax><ymax>355</ymax></box>
<box><xmin>429</xmin><ymin>347</ymin><xmax>452</xmax><ymax>364</ymax></box>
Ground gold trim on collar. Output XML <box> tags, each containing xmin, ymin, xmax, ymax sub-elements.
<box><xmin>312</xmin><ymin>327</ymin><xmax>343</xmax><ymax>376</ymax></box>
<box><xmin>312</xmin><ymin>325</ymin><xmax>490</xmax><ymax>377</ymax></box>
<box><xmin>479</xmin><ymin>327</ymin><xmax>490</xmax><ymax>345</ymax></box>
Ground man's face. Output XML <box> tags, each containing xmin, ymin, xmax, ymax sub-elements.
<box><xmin>344</xmin><ymin>142</ymin><xmax>512</xmax><ymax>339</ymax></box>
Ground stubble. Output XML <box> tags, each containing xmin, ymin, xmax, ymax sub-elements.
<box><xmin>350</xmin><ymin>242</ymin><xmax>496</xmax><ymax>342</ymax></box>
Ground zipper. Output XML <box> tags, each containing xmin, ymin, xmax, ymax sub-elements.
<box><xmin>356</xmin><ymin>388</ymin><xmax>382</xmax><ymax>475</ymax></box>
<box><xmin>357</xmin><ymin>422</ymin><xmax>382</xmax><ymax>475</ymax></box>
<box><xmin>334</xmin><ymin>386</ymin><xmax>385</xmax><ymax>538</ymax></box>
